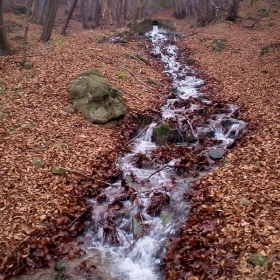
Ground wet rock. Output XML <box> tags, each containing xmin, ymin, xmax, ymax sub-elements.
<box><xmin>32</xmin><ymin>157</ymin><xmax>45</xmax><ymax>168</ymax></box>
<box><xmin>209</xmin><ymin>148</ymin><xmax>225</xmax><ymax>159</ymax></box>
<box><xmin>222</xmin><ymin>118</ymin><xmax>241</xmax><ymax>128</ymax></box>
<box><xmin>197</xmin><ymin>127</ymin><xmax>215</xmax><ymax>139</ymax></box>
<box><xmin>160</xmin><ymin>211</ymin><xmax>170</xmax><ymax>225</ymax></box>
<box><xmin>51</xmin><ymin>166</ymin><xmax>66</xmax><ymax>175</ymax></box>
<box><xmin>184</xmin><ymin>131</ymin><xmax>196</xmax><ymax>144</ymax></box>
<box><xmin>153</xmin><ymin>123</ymin><xmax>181</xmax><ymax>145</ymax></box>
<box><xmin>132</xmin><ymin>213</ymin><xmax>144</xmax><ymax>239</ymax></box>
<box><xmin>70</xmin><ymin>68</ymin><xmax>126</xmax><ymax>124</ymax></box>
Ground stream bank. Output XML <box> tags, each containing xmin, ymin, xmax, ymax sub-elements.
<box><xmin>12</xmin><ymin>27</ymin><xmax>247</xmax><ymax>280</ymax></box>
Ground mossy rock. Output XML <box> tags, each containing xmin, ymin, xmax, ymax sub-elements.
<box><xmin>51</xmin><ymin>166</ymin><xmax>66</xmax><ymax>175</ymax></box>
<box><xmin>32</xmin><ymin>157</ymin><xmax>45</xmax><ymax>168</ymax></box>
<box><xmin>153</xmin><ymin>123</ymin><xmax>178</xmax><ymax>146</ymax></box>
<box><xmin>213</xmin><ymin>38</ymin><xmax>226</xmax><ymax>52</ymax></box>
<box><xmin>23</xmin><ymin>62</ymin><xmax>32</xmax><ymax>69</ymax></box>
<box><xmin>248</xmin><ymin>254</ymin><xmax>269</xmax><ymax>266</ymax></box>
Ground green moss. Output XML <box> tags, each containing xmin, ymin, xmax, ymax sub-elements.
<box><xmin>147</xmin><ymin>78</ymin><xmax>156</xmax><ymax>85</ymax></box>
<box><xmin>154</xmin><ymin>123</ymin><xmax>172</xmax><ymax>145</ymax></box>
<box><xmin>268</xmin><ymin>22</ymin><xmax>276</xmax><ymax>27</ymax></box>
<box><xmin>213</xmin><ymin>37</ymin><xmax>226</xmax><ymax>52</ymax></box>
<box><xmin>115</xmin><ymin>71</ymin><xmax>126</xmax><ymax>79</ymax></box>
<box><xmin>134</xmin><ymin>53</ymin><xmax>150</xmax><ymax>65</ymax></box>
<box><xmin>257</xmin><ymin>6</ymin><xmax>268</xmax><ymax>15</ymax></box>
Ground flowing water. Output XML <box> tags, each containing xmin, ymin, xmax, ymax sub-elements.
<box><xmin>80</xmin><ymin>26</ymin><xmax>245</xmax><ymax>279</ymax></box>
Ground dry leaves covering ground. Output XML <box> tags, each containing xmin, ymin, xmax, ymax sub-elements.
<box><xmin>1</xmin><ymin>1</ymin><xmax>280</xmax><ymax>279</ymax></box>
<box><xmin>0</xmin><ymin>13</ymin><xmax>168</xmax><ymax>277</ymax></box>
<box><xmin>164</xmin><ymin>2</ymin><xmax>280</xmax><ymax>279</ymax></box>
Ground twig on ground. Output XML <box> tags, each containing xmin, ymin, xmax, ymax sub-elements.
<box><xmin>187</xmin><ymin>120</ymin><xmax>197</xmax><ymax>139</ymax></box>
<box><xmin>147</xmin><ymin>164</ymin><xmax>173</xmax><ymax>179</ymax></box>
<box><xmin>125</xmin><ymin>126</ymin><xmax>148</xmax><ymax>146</ymax></box>
<box><xmin>66</xmin><ymin>209</ymin><xmax>88</xmax><ymax>229</ymax></box>
<box><xmin>64</xmin><ymin>168</ymin><xmax>111</xmax><ymax>186</ymax></box>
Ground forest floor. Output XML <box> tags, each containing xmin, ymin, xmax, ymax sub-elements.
<box><xmin>0</xmin><ymin>1</ymin><xmax>280</xmax><ymax>279</ymax></box>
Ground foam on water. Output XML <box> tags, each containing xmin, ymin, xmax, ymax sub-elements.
<box><xmin>81</xmin><ymin>26</ymin><xmax>245</xmax><ymax>280</ymax></box>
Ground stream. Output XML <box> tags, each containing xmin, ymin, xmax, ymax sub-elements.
<box><xmin>77</xmin><ymin>26</ymin><xmax>246</xmax><ymax>280</ymax></box>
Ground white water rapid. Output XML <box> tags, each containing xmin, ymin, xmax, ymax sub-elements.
<box><xmin>81</xmin><ymin>26</ymin><xmax>245</xmax><ymax>280</ymax></box>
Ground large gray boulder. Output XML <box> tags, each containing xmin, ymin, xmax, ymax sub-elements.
<box><xmin>70</xmin><ymin>68</ymin><xmax>126</xmax><ymax>124</ymax></box>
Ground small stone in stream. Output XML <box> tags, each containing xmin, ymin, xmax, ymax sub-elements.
<box><xmin>132</xmin><ymin>214</ymin><xmax>144</xmax><ymax>239</ymax></box>
<box><xmin>51</xmin><ymin>166</ymin><xmax>66</xmax><ymax>175</ymax></box>
<box><xmin>248</xmin><ymin>254</ymin><xmax>269</xmax><ymax>266</ymax></box>
<box><xmin>63</xmin><ymin>105</ymin><xmax>75</xmax><ymax>113</ymax></box>
<box><xmin>209</xmin><ymin>148</ymin><xmax>225</xmax><ymax>159</ymax></box>
<box><xmin>160</xmin><ymin>211</ymin><xmax>169</xmax><ymax>225</ymax></box>
<box><xmin>54</xmin><ymin>260</ymin><xmax>68</xmax><ymax>272</ymax></box>
<box><xmin>221</xmin><ymin>118</ymin><xmax>240</xmax><ymax>128</ymax></box>
<box><xmin>197</xmin><ymin>127</ymin><xmax>215</xmax><ymax>139</ymax></box>
<box><xmin>32</xmin><ymin>157</ymin><xmax>45</xmax><ymax>168</ymax></box>
<box><xmin>239</xmin><ymin>198</ymin><xmax>250</xmax><ymax>206</ymax></box>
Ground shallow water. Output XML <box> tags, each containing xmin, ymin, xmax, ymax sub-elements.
<box><xmin>80</xmin><ymin>27</ymin><xmax>245</xmax><ymax>279</ymax></box>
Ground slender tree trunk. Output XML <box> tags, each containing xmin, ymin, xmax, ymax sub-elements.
<box><xmin>130</xmin><ymin>0</ymin><xmax>147</xmax><ymax>33</ymax></box>
<box><xmin>88</xmin><ymin>0</ymin><xmax>94</xmax><ymax>21</ymax></box>
<box><xmin>227</xmin><ymin>0</ymin><xmax>240</xmax><ymax>21</ymax></box>
<box><xmin>80</xmin><ymin>0</ymin><xmax>89</xmax><ymax>29</ymax></box>
<box><xmin>38</xmin><ymin>0</ymin><xmax>47</xmax><ymax>24</ymax></box>
<box><xmin>40</xmin><ymin>0</ymin><xmax>59</xmax><ymax>41</ymax></box>
<box><xmin>61</xmin><ymin>0</ymin><xmax>78</xmax><ymax>35</ymax></box>
<box><xmin>0</xmin><ymin>0</ymin><xmax>10</xmax><ymax>55</ymax></box>
<box><xmin>21</xmin><ymin>0</ymin><xmax>32</xmax><ymax>64</ymax></box>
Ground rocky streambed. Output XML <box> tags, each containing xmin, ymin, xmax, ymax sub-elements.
<box><xmin>12</xmin><ymin>27</ymin><xmax>245</xmax><ymax>280</ymax></box>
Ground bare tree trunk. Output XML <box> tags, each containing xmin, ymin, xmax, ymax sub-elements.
<box><xmin>0</xmin><ymin>0</ymin><xmax>10</xmax><ymax>55</ymax></box>
<box><xmin>88</xmin><ymin>0</ymin><xmax>94</xmax><ymax>21</ymax></box>
<box><xmin>40</xmin><ymin>0</ymin><xmax>59</xmax><ymax>41</ymax></box>
<box><xmin>38</xmin><ymin>0</ymin><xmax>47</xmax><ymax>24</ymax></box>
<box><xmin>61</xmin><ymin>0</ymin><xmax>78</xmax><ymax>35</ymax></box>
<box><xmin>80</xmin><ymin>0</ymin><xmax>89</xmax><ymax>28</ymax></box>
<box><xmin>94</xmin><ymin>0</ymin><xmax>102</xmax><ymax>26</ymax></box>
<box><xmin>130</xmin><ymin>0</ymin><xmax>147</xmax><ymax>33</ymax></box>
<box><xmin>226</xmin><ymin>0</ymin><xmax>240</xmax><ymax>21</ymax></box>
<box><xmin>21</xmin><ymin>0</ymin><xmax>32</xmax><ymax>65</ymax></box>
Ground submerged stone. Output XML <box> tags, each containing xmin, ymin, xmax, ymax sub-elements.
<box><xmin>197</xmin><ymin>127</ymin><xmax>215</xmax><ymax>139</ymax></box>
<box><xmin>153</xmin><ymin>123</ymin><xmax>181</xmax><ymax>146</ymax></box>
<box><xmin>209</xmin><ymin>148</ymin><xmax>225</xmax><ymax>159</ymax></box>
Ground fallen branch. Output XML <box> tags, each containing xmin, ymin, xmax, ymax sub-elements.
<box><xmin>122</xmin><ymin>66</ymin><xmax>160</xmax><ymax>97</ymax></box>
<box><xmin>125</xmin><ymin>126</ymin><xmax>149</xmax><ymax>146</ymax></box>
<box><xmin>64</xmin><ymin>168</ymin><xmax>111</xmax><ymax>186</ymax></box>
<box><xmin>187</xmin><ymin>120</ymin><xmax>198</xmax><ymax>139</ymax></box>
<box><xmin>66</xmin><ymin>209</ymin><xmax>88</xmax><ymax>229</ymax></box>
<box><xmin>147</xmin><ymin>164</ymin><xmax>173</xmax><ymax>179</ymax></box>
<box><xmin>248</xmin><ymin>5</ymin><xmax>273</xmax><ymax>28</ymax></box>
<box><xmin>121</xmin><ymin>89</ymin><xmax>144</xmax><ymax>102</ymax></box>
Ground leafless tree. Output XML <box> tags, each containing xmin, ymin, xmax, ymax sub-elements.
<box><xmin>40</xmin><ymin>0</ymin><xmax>59</xmax><ymax>41</ymax></box>
<box><xmin>0</xmin><ymin>0</ymin><xmax>10</xmax><ymax>55</ymax></box>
